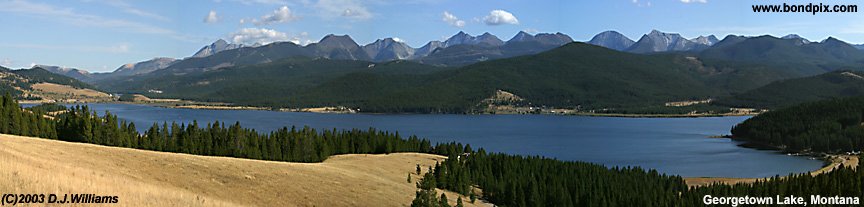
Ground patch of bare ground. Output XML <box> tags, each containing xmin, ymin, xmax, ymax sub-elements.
<box><xmin>0</xmin><ymin>134</ymin><xmax>490</xmax><ymax>207</ymax></box>
<box><xmin>684</xmin><ymin>155</ymin><xmax>859</xmax><ymax>187</ymax></box>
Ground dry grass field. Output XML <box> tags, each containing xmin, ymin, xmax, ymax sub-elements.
<box><xmin>0</xmin><ymin>134</ymin><xmax>489</xmax><ymax>207</ymax></box>
<box><xmin>28</xmin><ymin>83</ymin><xmax>113</xmax><ymax>103</ymax></box>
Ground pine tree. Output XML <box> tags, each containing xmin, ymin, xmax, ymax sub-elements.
<box><xmin>439</xmin><ymin>193</ymin><xmax>450</xmax><ymax>207</ymax></box>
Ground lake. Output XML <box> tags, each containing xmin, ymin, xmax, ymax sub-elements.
<box><xmin>56</xmin><ymin>103</ymin><xmax>824</xmax><ymax>178</ymax></box>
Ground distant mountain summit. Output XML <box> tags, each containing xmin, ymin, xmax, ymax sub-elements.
<box><xmin>691</xmin><ymin>35</ymin><xmax>720</xmax><ymax>46</ymax></box>
<box><xmin>474</xmin><ymin>32</ymin><xmax>505</xmax><ymax>47</ymax></box>
<box><xmin>113</xmin><ymin>57</ymin><xmax>178</xmax><ymax>76</ymax></box>
<box><xmin>443</xmin><ymin>31</ymin><xmax>504</xmax><ymax>47</ymax></box>
<box><xmin>626</xmin><ymin>30</ymin><xmax>707</xmax><ymax>53</ymax></box>
<box><xmin>307</xmin><ymin>34</ymin><xmax>371</xmax><ymax>61</ymax></box>
<box><xmin>781</xmin><ymin>34</ymin><xmax>811</xmax><ymax>45</ymax></box>
<box><xmin>587</xmin><ymin>31</ymin><xmax>635</xmax><ymax>51</ymax></box>
<box><xmin>363</xmin><ymin>38</ymin><xmax>416</xmax><ymax>62</ymax></box>
<box><xmin>699</xmin><ymin>35</ymin><xmax>864</xmax><ymax>75</ymax></box>
<box><xmin>411</xmin><ymin>41</ymin><xmax>444</xmax><ymax>59</ymax></box>
<box><xmin>192</xmin><ymin>39</ymin><xmax>243</xmax><ymax>58</ymax></box>
<box><xmin>32</xmin><ymin>65</ymin><xmax>93</xmax><ymax>82</ymax></box>
<box><xmin>420</xmin><ymin>31</ymin><xmax>573</xmax><ymax>66</ymax></box>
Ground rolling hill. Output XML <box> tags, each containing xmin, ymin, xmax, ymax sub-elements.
<box><xmin>0</xmin><ymin>67</ymin><xmax>109</xmax><ymax>102</ymax></box>
<box><xmin>730</xmin><ymin>96</ymin><xmax>864</xmax><ymax>153</ymax></box>
<box><xmin>698</xmin><ymin>36</ymin><xmax>864</xmax><ymax>76</ymax></box>
<box><xmin>716</xmin><ymin>70</ymin><xmax>864</xmax><ymax>109</ymax></box>
<box><xmin>0</xmin><ymin>134</ymin><xmax>484</xmax><ymax>207</ymax></box>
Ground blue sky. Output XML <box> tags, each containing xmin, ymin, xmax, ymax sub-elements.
<box><xmin>1</xmin><ymin>0</ymin><xmax>863</xmax><ymax>72</ymax></box>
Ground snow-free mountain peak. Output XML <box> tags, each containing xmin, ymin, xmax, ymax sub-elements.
<box><xmin>587</xmin><ymin>31</ymin><xmax>635</xmax><ymax>51</ymax></box>
<box><xmin>113</xmin><ymin>57</ymin><xmax>178</xmax><ymax>76</ymax></box>
<box><xmin>192</xmin><ymin>39</ymin><xmax>243</xmax><ymax>58</ymax></box>
<box><xmin>362</xmin><ymin>38</ymin><xmax>416</xmax><ymax>62</ymax></box>
<box><xmin>782</xmin><ymin>34</ymin><xmax>811</xmax><ymax>45</ymax></box>
<box><xmin>626</xmin><ymin>30</ymin><xmax>705</xmax><ymax>53</ymax></box>
<box><xmin>691</xmin><ymin>35</ymin><xmax>720</xmax><ymax>46</ymax></box>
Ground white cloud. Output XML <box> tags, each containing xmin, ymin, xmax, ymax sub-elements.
<box><xmin>483</xmin><ymin>10</ymin><xmax>519</xmax><ymax>26</ymax></box>
<box><xmin>109</xmin><ymin>44</ymin><xmax>131</xmax><ymax>53</ymax></box>
<box><xmin>442</xmin><ymin>11</ymin><xmax>465</xmax><ymax>28</ymax></box>
<box><xmin>632</xmin><ymin>0</ymin><xmax>652</xmax><ymax>7</ymax></box>
<box><xmin>84</xmin><ymin>0</ymin><xmax>170</xmax><ymax>21</ymax></box>
<box><xmin>0</xmin><ymin>43</ymin><xmax>131</xmax><ymax>53</ymax></box>
<box><xmin>680</xmin><ymin>0</ymin><xmax>706</xmax><ymax>3</ymax></box>
<box><xmin>252</xmin><ymin>6</ymin><xmax>299</xmax><ymax>25</ymax></box>
<box><xmin>315</xmin><ymin>0</ymin><xmax>372</xmax><ymax>21</ymax></box>
<box><xmin>229</xmin><ymin>28</ymin><xmax>291</xmax><ymax>45</ymax></box>
<box><xmin>0</xmin><ymin>0</ymin><xmax>200</xmax><ymax>42</ymax></box>
<box><xmin>204</xmin><ymin>10</ymin><xmax>220</xmax><ymax>23</ymax></box>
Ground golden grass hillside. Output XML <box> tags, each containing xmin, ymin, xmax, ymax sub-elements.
<box><xmin>27</xmin><ymin>83</ymin><xmax>113</xmax><ymax>103</ymax></box>
<box><xmin>0</xmin><ymin>134</ymin><xmax>490</xmax><ymax>207</ymax></box>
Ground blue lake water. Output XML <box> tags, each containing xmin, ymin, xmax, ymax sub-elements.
<box><xmin>48</xmin><ymin>103</ymin><xmax>823</xmax><ymax>178</ymax></box>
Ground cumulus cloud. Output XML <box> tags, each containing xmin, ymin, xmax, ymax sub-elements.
<box><xmin>228</xmin><ymin>28</ymin><xmax>313</xmax><ymax>46</ymax></box>
<box><xmin>230</xmin><ymin>28</ymin><xmax>290</xmax><ymax>45</ymax></box>
<box><xmin>204</xmin><ymin>10</ymin><xmax>220</xmax><ymax>23</ymax></box>
<box><xmin>482</xmin><ymin>10</ymin><xmax>518</xmax><ymax>26</ymax></box>
<box><xmin>315</xmin><ymin>0</ymin><xmax>372</xmax><ymax>21</ymax></box>
<box><xmin>680</xmin><ymin>0</ymin><xmax>706</xmax><ymax>3</ymax></box>
<box><xmin>247</xmin><ymin>6</ymin><xmax>299</xmax><ymax>25</ymax></box>
<box><xmin>442</xmin><ymin>11</ymin><xmax>465</xmax><ymax>28</ymax></box>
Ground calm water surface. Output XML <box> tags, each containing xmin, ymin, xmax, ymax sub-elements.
<box><xmin>57</xmin><ymin>103</ymin><xmax>823</xmax><ymax>178</ymax></box>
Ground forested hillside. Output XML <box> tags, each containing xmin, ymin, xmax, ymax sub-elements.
<box><xmin>698</xmin><ymin>36</ymin><xmax>864</xmax><ymax>76</ymax></box>
<box><xmin>0</xmin><ymin>67</ymin><xmax>99</xmax><ymax>100</ymax></box>
<box><xmin>731</xmin><ymin>96</ymin><xmax>864</xmax><ymax>153</ymax></box>
<box><xmin>11</xmin><ymin>67</ymin><xmax>95</xmax><ymax>89</ymax></box>
<box><xmin>717</xmin><ymin>71</ymin><xmax>864</xmax><ymax>109</ymax></box>
<box><xmin>96</xmin><ymin>43</ymin><xmax>799</xmax><ymax>113</ymax></box>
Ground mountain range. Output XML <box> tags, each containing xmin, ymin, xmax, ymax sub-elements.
<box><xmin>31</xmin><ymin>29</ymin><xmax>864</xmax><ymax>84</ymax></box>
<box><xmin>21</xmin><ymin>29</ymin><xmax>864</xmax><ymax>113</ymax></box>
<box><xmin>32</xmin><ymin>31</ymin><xmax>574</xmax><ymax>84</ymax></box>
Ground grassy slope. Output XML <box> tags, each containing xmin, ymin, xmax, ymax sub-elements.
<box><xmin>0</xmin><ymin>134</ymin><xmax>487</xmax><ymax>207</ymax></box>
<box><xmin>11</xmin><ymin>67</ymin><xmax>95</xmax><ymax>89</ymax></box>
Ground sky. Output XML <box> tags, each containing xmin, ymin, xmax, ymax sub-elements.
<box><xmin>1</xmin><ymin>0</ymin><xmax>863</xmax><ymax>72</ymax></box>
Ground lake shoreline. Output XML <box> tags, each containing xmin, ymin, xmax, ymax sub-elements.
<box><xmin>76</xmin><ymin>100</ymin><xmax>760</xmax><ymax>118</ymax></box>
<box><xmin>684</xmin><ymin>154</ymin><xmax>859</xmax><ymax>187</ymax></box>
